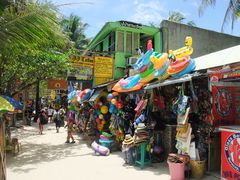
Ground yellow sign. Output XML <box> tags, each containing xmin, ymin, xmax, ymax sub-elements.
<box><xmin>94</xmin><ymin>56</ymin><xmax>113</xmax><ymax>78</ymax></box>
<box><xmin>70</xmin><ymin>55</ymin><xmax>94</xmax><ymax>67</ymax></box>
<box><xmin>95</xmin><ymin>77</ymin><xmax>111</xmax><ymax>85</ymax></box>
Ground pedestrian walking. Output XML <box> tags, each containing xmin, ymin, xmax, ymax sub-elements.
<box><xmin>37</xmin><ymin>110</ymin><xmax>48</xmax><ymax>134</ymax></box>
<box><xmin>53</xmin><ymin>109</ymin><xmax>62</xmax><ymax>133</ymax></box>
<box><xmin>48</xmin><ymin>105</ymin><xmax>54</xmax><ymax>123</ymax></box>
<box><xmin>65</xmin><ymin>111</ymin><xmax>76</xmax><ymax>143</ymax></box>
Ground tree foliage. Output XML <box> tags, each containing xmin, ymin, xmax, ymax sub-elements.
<box><xmin>198</xmin><ymin>0</ymin><xmax>240</xmax><ymax>31</ymax></box>
<box><xmin>61</xmin><ymin>13</ymin><xmax>90</xmax><ymax>50</ymax></box>
<box><xmin>168</xmin><ymin>11</ymin><xmax>196</xmax><ymax>26</ymax></box>
<box><xmin>0</xmin><ymin>1</ymin><xmax>72</xmax><ymax>96</ymax></box>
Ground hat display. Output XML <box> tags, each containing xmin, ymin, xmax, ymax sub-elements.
<box><xmin>133</xmin><ymin>123</ymin><xmax>149</xmax><ymax>144</ymax></box>
<box><xmin>122</xmin><ymin>134</ymin><xmax>134</xmax><ymax>145</ymax></box>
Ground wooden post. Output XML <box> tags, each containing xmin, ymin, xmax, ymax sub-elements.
<box><xmin>0</xmin><ymin>116</ymin><xmax>6</xmax><ymax>180</ymax></box>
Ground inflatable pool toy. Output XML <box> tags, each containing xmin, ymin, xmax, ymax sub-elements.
<box><xmin>79</xmin><ymin>89</ymin><xmax>92</xmax><ymax>102</ymax></box>
<box><xmin>171</xmin><ymin>59</ymin><xmax>196</xmax><ymax>78</ymax></box>
<box><xmin>102</xmin><ymin>132</ymin><xmax>113</xmax><ymax>138</ymax></box>
<box><xmin>154</xmin><ymin>59</ymin><xmax>170</xmax><ymax>77</ymax></box>
<box><xmin>133</xmin><ymin>49</ymin><xmax>154</xmax><ymax>73</ymax></box>
<box><xmin>167</xmin><ymin>56</ymin><xmax>190</xmax><ymax>75</ymax></box>
<box><xmin>139</xmin><ymin>72</ymin><xmax>156</xmax><ymax>83</ymax></box>
<box><xmin>150</xmin><ymin>52</ymin><xmax>168</xmax><ymax>70</ymax></box>
<box><xmin>139</xmin><ymin>63</ymin><xmax>155</xmax><ymax>78</ymax></box>
<box><xmin>112</xmin><ymin>82</ymin><xmax>145</xmax><ymax>92</ymax></box>
<box><xmin>91</xmin><ymin>141</ymin><xmax>110</xmax><ymax>156</ymax></box>
<box><xmin>169</xmin><ymin>36</ymin><xmax>193</xmax><ymax>59</ymax></box>
<box><xmin>99</xmin><ymin>139</ymin><xmax>114</xmax><ymax>149</ymax></box>
<box><xmin>100</xmin><ymin>134</ymin><xmax>109</xmax><ymax>140</ymax></box>
<box><xmin>119</xmin><ymin>74</ymin><xmax>140</xmax><ymax>90</ymax></box>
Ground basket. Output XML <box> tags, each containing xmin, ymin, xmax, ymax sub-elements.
<box><xmin>190</xmin><ymin>160</ymin><xmax>206</xmax><ymax>178</ymax></box>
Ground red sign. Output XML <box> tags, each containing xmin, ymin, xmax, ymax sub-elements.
<box><xmin>212</xmin><ymin>86</ymin><xmax>235</xmax><ymax>126</ymax></box>
<box><xmin>221</xmin><ymin>130</ymin><xmax>240</xmax><ymax>179</ymax></box>
<box><xmin>47</xmin><ymin>79</ymin><xmax>68</xmax><ymax>90</ymax></box>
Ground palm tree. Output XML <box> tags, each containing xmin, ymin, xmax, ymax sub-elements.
<box><xmin>61</xmin><ymin>13</ymin><xmax>90</xmax><ymax>50</ymax></box>
<box><xmin>198</xmin><ymin>0</ymin><xmax>240</xmax><ymax>31</ymax></box>
<box><xmin>168</xmin><ymin>11</ymin><xmax>196</xmax><ymax>26</ymax></box>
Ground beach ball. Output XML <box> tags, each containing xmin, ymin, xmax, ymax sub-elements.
<box><xmin>107</xmin><ymin>93</ymin><xmax>113</xmax><ymax>100</ymax></box>
<box><xmin>98</xmin><ymin>102</ymin><xmax>103</xmax><ymax>106</ymax></box>
<box><xmin>100</xmin><ymin>105</ymin><xmax>108</xmax><ymax>114</ymax></box>
<box><xmin>109</xmin><ymin>104</ymin><xmax>116</xmax><ymax>113</ymax></box>
<box><xmin>116</xmin><ymin>101</ymin><xmax>123</xmax><ymax>109</ymax></box>
<box><xmin>99</xmin><ymin>114</ymin><xmax>104</xmax><ymax>119</ymax></box>
<box><xmin>95</xmin><ymin>110</ymin><xmax>101</xmax><ymax>115</ymax></box>
<box><xmin>111</xmin><ymin>99</ymin><xmax>117</xmax><ymax>105</ymax></box>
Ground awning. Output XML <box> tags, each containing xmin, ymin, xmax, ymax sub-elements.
<box><xmin>195</xmin><ymin>45</ymin><xmax>240</xmax><ymax>71</ymax></box>
<box><xmin>88</xmin><ymin>88</ymin><xmax>106</xmax><ymax>102</ymax></box>
<box><xmin>144</xmin><ymin>72</ymin><xmax>204</xmax><ymax>90</ymax></box>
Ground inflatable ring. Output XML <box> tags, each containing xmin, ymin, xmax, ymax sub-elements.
<box><xmin>91</xmin><ymin>141</ymin><xmax>110</xmax><ymax>156</ymax></box>
<box><xmin>150</xmin><ymin>52</ymin><xmax>168</xmax><ymax>70</ymax></box>
<box><xmin>167</xmin><ymin>56</ymin><xmax>190</xmax><ymax>75</ymax></box>
<box><xmin>171</xmin><ymin>59</ymin><xmax>196</xmax><ymax>78</ymax></box>
<box><xmin>102</xmin><ymin>132</ymin><xmax>113</xmax><ymax>138</ymax></box>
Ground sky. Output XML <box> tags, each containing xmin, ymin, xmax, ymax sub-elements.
<box><xmin>51</xmin><ymin>0</ymin><xmax>240</xmax><ymax>39</ymax></box>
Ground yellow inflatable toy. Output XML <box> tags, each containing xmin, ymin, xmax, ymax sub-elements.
<box><xmin>150</xmin><ymin>52</ymin><xmax>168</xmax><ymax>70</ymax></box>
<box><xmin>169</xmin><ymin>36</ymin><xmax>193</xmax><ymax>59</ymax></box>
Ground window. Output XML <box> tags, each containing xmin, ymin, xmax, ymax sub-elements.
<box><xmin>108</xmin><ymin>32</ymin><xmax>115</xmax><ymax>52</ymax></box>
<box><xmin>126</xmin><ymin>32</ymin><xmax>132</xmax><ymax>53</ymax></box>
<box><xmin>117</xmin><ymin>31</ymin><xmax>124</xmax><ymax>52</ymax></box>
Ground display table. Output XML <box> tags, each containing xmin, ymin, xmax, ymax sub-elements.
<box><xmin>219</xmin><ymin>126</ymin><xmax>240</xmax><ymax>180</ymax></box>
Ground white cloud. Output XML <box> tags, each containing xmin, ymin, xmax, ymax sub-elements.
<box><xmin>128</xmin><ymin>0</ymin><xmax>166</xmax><ymax>25</ymax></box>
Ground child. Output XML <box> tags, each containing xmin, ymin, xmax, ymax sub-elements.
<box><xmin>65</xmin><ymin>111</ymin><xmax>76</xmax><ymax>143</ymax></box>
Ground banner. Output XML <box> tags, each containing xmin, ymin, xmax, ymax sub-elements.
<box><xmin>48</xmin><ymin>79</ymin><xmax>68</xmax><ymax>90</ymax></box>
<box><xmin>94</xmin><ymin>56</ymin><xmax>113</xmax><ymax>78</ymax></box>
<box><xmin>212</xmin><ymin>84</ymin><xmax>240</xmax><ymax>126</ymax></box>
<box><xmin>221</xmin><ymin>130</ymin><xmax>240</xmax><ymax>179</ymax></box>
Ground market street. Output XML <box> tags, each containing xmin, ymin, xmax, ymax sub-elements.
<box><xmin>6</xmin><ymin>122</ymin><xmax>218</xmax><ymax>180</ymax></box>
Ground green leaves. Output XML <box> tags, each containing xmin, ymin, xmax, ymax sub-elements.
<box><xmin>0</xmin><ymin>1</ymin><xmax>72</xmax><ymax>95</ymax></box>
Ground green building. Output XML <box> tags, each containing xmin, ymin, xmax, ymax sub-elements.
<box><xmin>87</xmin><ymin>21</ymin><xmax>161</xmax><ymax>82</ymax></box>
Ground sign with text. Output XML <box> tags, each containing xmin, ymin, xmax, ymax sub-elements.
<box><xmin>221</xmin><ymin>131</ymin><xmax>240</xmax><ymax>180</ymax></box>
<box><xmin>95</xmin><ymin>77</ymin><xmax>111</xmax><ymax>85</ymax></box>
<box><xmin>94</xmin><ymin>56</ymin><xmax>113</xmax><ymax>78</ymax></box>
<box><xmin>70</xmin><ymin>55</ymin><xmax>94</xmax><ymax>67</ymax></box>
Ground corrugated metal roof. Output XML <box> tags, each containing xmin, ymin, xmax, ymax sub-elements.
<box><xmin>195</xmin><ymin>45</ymin><xmax>240</xmax><ymax>71</ymax></box>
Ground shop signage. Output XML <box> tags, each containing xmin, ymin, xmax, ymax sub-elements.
<box><xmin>95</xmin><ymin>77</ymin><xmax>111</xmax><ymax>85</ymax></box>
<box><xmin>212</xmin><ymin>84</ymin><xmax>240</xmax><ymax>126</ymax></box>
<box><xmin>119</xmin><ymin>21</ymin><xmax>142</xmax><ymax>29</ymax></box>
<box><xmin>221</xmin><ymin>131</ymin><xmax>240</xmax><ymax>179</ymax></box>
<box><xmin>48</xmin><ymin>79</ymin><xmax>68</xmax><ymax>90</ymax></box>
<box><xmin>70</xmin><ymin>55</ymin><xmax>94</xmax><ymax>67</ymax></box>
<box><xmin>94</xmin><ymin>56</ymin><xmax>113</xmax><ymax>78</ymax></box>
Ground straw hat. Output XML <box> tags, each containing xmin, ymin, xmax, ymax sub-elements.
<box><xmin>122</xmin><ymin>134</ymin><xmax>134</xmax><ymax>145</ymax></box>
<box><xmin>136</xmin><ymin>123</ymin><xmax>147</xmax><ymax>130</ymax></box>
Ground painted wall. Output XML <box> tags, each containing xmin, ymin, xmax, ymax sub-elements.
<box><xmin>160</xmin><ymin>20</ymin><xmax>240</xmax><ymax>58</ymax></box>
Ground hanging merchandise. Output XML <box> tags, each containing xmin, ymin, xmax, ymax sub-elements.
<box><xmin>172</xmin><ymin>84</ymin><xmax>189</xmax><ymax>115</ymax></box>
<box><xmin>152</xmin><ymin>87</ymin><xmax>165</xmax><ymax>110</ymax></box>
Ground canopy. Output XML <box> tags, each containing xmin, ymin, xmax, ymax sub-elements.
<box><xmin>144</xmin><ymin>73</ymin><xmax>204</xmax><ymax>90</ymax></box>
<box><xmin>1</xmin><ymin>95</ymin><xmax>23</xmax><ymax>110</ymax></box>
<box><xmin>0</xmin><ymin>96</ymin><xmax>14</xmax><ymax>112</ymax></box>
<box><xmin>194</xmin><ymin>45</ymin><xmax>240</xmax><ymax>71</ymax></box>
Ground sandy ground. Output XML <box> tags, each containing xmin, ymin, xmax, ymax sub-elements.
<box><xmin>6</xmin><ymin>122</ymin><xmax>220</xmax><ymax>180</ymax></box>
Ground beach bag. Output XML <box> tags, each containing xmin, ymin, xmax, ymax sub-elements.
<box><xmin>172</xmin><ymin>85</ymin><xmax>189</xmax><ymax>115</ymax></box>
